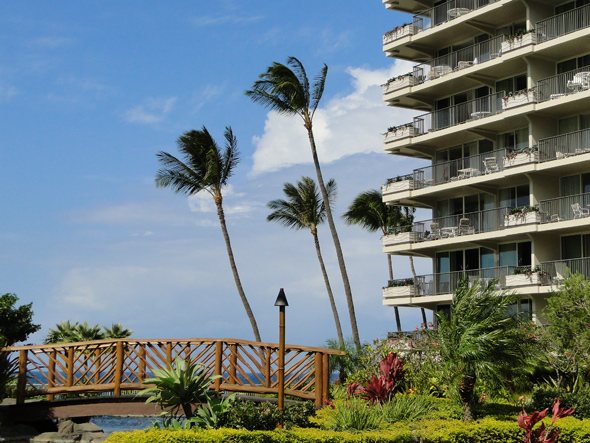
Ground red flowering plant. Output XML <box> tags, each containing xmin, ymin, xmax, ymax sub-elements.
<box><xmin>347</xmin><ymin>352</ymin><xmax>406</xmax><ymax>405</ymax></box>
<box><xmin>518</xmin><ymin>399</ymin><xmax>575</xmax><ymax>443</ymax></box>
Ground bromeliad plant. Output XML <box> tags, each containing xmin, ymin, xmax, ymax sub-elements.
<box><xmin>139</xmin><ymin>358</ymin><xmax>217</xmax><ymax>421</ymax></box>
<box><xmin>349</xmin><ymin>352</ymin><xmax>406</xmax><ymax>405</ymax></box>
<box><xmin>518</xmin><ymin>399</ymin><xmax>575</xmax><ymax>443</ymax></box>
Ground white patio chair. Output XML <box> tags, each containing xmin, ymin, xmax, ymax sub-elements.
<box><xmin>458</xmin><ymin>218</ymin><xmax>475</xmax><ymax>235</ymax></box>
<box><xmin>483</xmin><ymin>157</ymin><xmax>499</xmax><ymax>174</ymax></box>
<box><xmin>571</xmin><ymin>203</ymin><xmax>589</xmax><ymax>219</ymax></box>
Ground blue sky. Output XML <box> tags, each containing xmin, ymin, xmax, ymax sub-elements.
<box><xmin>0</xmin><ymin>1</ymin><xmax>431</xmax><ymax>347</ymax></box>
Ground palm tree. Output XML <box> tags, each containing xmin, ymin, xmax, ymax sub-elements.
<box><xmin>247</xmin><ymin>57</ymin><xmax>360</xmax><ymax>348</ymax></box>
<box><xmin>424</xmin><ymin>279</ymin><xmax>531</xmax><ymax>421</ymax></box>
<box><xmin>155</xmin><ymin>126</ymin><xmax>261</xmax><ymax>342</ymax></box>
<box><xmin>70</xmin><ymin>321</ymin><xmax>103</xmax><ymax>342</ymax></box>
<box><xmin>103</xmin><ymin>323</ymin><xmax>133</xmax><ymax>339</ymax></box>
<box><xmin>267</xmin><ymin>177</ymin><xmax>345</xmax><ymax>346</ymax></box>
<box><xmin>400</xmin><ymin>206</ymin><xmax>428</xmax><ymax>327</ymax></box>
<box><xmin>342</xmin><ymin>190</ymin><xmax>406</xmax><ymax>332</ymax></box>
<box><xmin>43</xmin><ymin>320</ymin><xmax>79</xmax><ymax>344</ymax></box>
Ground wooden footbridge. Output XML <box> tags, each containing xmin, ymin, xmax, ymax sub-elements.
<box><xmin>4</xmin><ymin>338</ymin><xmax>343</xmax><ymax>421</ymax></box>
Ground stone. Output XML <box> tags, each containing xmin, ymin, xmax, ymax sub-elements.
<box><xmin>73</xmin><ymin>423</ymin><xmax>103</xmax><ymax>434</ymax></box>
<box><xmin>31</xmin><ymin>431</ymin><xmax>81</xmax><ymax>443</ymax></box>
<box><xmin>57</xmin><ymin>421</ymin><xmax>76</xmax><ymax>434</ymax></box>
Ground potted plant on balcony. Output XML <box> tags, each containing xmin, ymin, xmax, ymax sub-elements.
<box><xmin>504</xmin><ymin>206</ymin><xmax>542</xmax><ymax>227</ymax></box>
<box><xmin>501</xmin><ymin>29</ymin><xmax>538</xmax><ymax>53</ymax></box>
<box><xmin>383</xmin><ymin>278</ymin><xmax>415</xmax><ymax>298</ymax></box>
<box><xmin>505</xmin><ymin>266</ymin><xmax>550</xmax><ymax>286</ymax></box>
<box><xmin>502</xmin><ymin>145</ymin><xmax>539</xmax><ymax>167</ymax></box>
<box><xmin>502</xmin><ymin>87</ymin><xmax>537</xmax><ymax>110</ymax></box>
<box><xmin>382</xmin><ymin>227</ymin><xmax>418</xmax><ymax>245</ymax></box>
<box><xmin>381</xmin><ymin>72</ymin><xmax>417</xmax><ymax>94</ymax></box>
<box><xmin>383</xmin><ymin>23</ymin><xmax>416</xmax><ymax>44</ymax></box>
<box><xmin>384</xmin><ymin>123</ymin><xmax>414</xmax><ymax>143</ymax></box>
<box><xmin>381</xmin><ymin>175</ymin><xmax>414</xmax><ymax>193</ymax></box>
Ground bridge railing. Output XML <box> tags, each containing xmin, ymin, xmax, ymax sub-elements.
<box><xmin>8</xmin><ymin>338</ymin><xmax>344</xmax><ymax>408</ymax></box>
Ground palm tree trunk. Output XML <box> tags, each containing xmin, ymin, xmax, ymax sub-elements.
<box><xmin>215</xmin><ymin>197</ymin><xmax>261</xmax><ymax>342</ymax></box>
<box><xmin>408</xmin><ymin>255</ymin><xmax>428</xmax><ymax>326</ymax></box>
<box><xmin>387</xmin><ymin>255</ymin><xmax>402</xmax><ymax>333</ymax></box>
<box><xmin>459</xmin><ymin>375</ymin><xmax>477</xmax><ymax>422</ymax></box>
<box><xmin>312</xmin><ymin>231</ymin><xmax>345</xmax><ymax>346</ymax></box>
<box><xmin>305</xmin><ymin>127</ymin><xmax>361</xmax><ymax>349</ymax></box>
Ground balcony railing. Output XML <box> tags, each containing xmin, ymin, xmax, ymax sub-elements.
<box><xmin>536</xmin><ymin>4</ymin><xmax>590</xmax><ymax>44</ymax></box>
<box><xmin>386</xmin><ymin>265</ymin><xmax>546</xmax><ymax>298</ymax></box>
<box><xmin>537</xmin><ymin>66</ymin><xmax>590</xmax><ymax>102</ymax></box>
<box><xmin>540</xmin><ymin>257</ymin><xmax>590</xmax><ymax>281</ymax></box>
<box><xmin>412</xmin><ymin>148</ymin><xmax>506</xmax><ymax>189</ymax></box>
<box><xmin>539</xmin><ymin>128</ymin><xmax>590</xmax><ymax>162</ymax></box>
<box><xmin>383</xmin><ymin>207</ymin><xmax>510</xmax><ymax>246</ymax></box>
<box><xmin>412</xmin><ymin>36</ymin><xmax>504</xmax><ymax>84</ymax></box>
<box><xmin>413</xmin><ymin>91</ymin><xmax>504</xmax><ymax>135</ymax></box>
<box><xmin>539</xmin><ymin>192</ymin><xmax>590</xmax><ymax>223</ymax></box>
<box><xmin>411</xmin><ymin>0</ymin><xmax>499</xmax><ymax>34</ymax></box>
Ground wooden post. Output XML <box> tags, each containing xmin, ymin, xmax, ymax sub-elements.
<box><xmin>66</xmin><ymin>348</ymin><xmax>74</xmax><ymax>388</ymax></box>
<box><xmin>166</xmin><ymin>342</ymin><xmax>172</xmax><ymax>366</ymax></box>
<box><xmin>47</xmin><ymin>350</ymin><xmax>56</xmax><ymax>401</ymax></box>
<box><xmin>229</xmin><ymin>344</ymin><xmax>237</xmax><ymax>385</ymax></box>
<box><xmin>314</xmin><ymin>353</ymin><xmax>323</xmax><ymax>408</ymax></box>
<box><xmin>139</xmin><ymin>344</ymin><xmax>146</xmax><ymax>382</ymax></box>
<box><xmin>16</xmin><ymin>350</ymin><xmax>27</xmax><ymax>405</ymax></box>
<box><xmin>264</xmin><ymin>348</ymin><xmax>271</xmax><ymax>388</ymax></box>
<box><xmin>322</xmin><ymin>353</ymin><xmax>330</xmax><ymax>404</ymax></box>
<box><xmin>94</xmin><ymin>349</ymin><xmax>101</xmax><ymax>385</ymax></box>
<box><xmin>277</xmin><ymin>306</ymin><xmax>286</xmax><ymax>428</ymax></box>
<box><xmin>214</xmin><ymin>341</ymin><xmax>222</xmax><ymax>392</ymax></box>
<box><xmin>114</xmin><ymin>341</ymin><xmax>123</xmax><ymax>397</ymax></box>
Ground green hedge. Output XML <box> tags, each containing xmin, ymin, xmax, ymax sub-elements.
<box><xmin>104</xmin><ymin>417</ymin><xmax>590</xmax><ymax>443</ymax></box>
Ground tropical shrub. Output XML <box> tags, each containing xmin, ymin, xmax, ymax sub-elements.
<box><xmin>325</xmin><ymin>397</ymin><xmax>382</xmax><ymax>432</ymax></box>
<box><xmin>518</xmin><ymin>399</ymin><xmax>575</xmax><ymax>443</ymax></box>
<box><xmin>532</xmin><ymin>388</ymin><xmax>590</xmax><ymax>420</ymax></box>
<box><xmin>139</xmin><ymin>358</ymin><xmax>216</xmax><ymax>420</ymax></box>
<box><xmin>380</xmin><ymin>394</ymin><xmax>436</xmax><ymax>423</ymax></box>
<box><xmin>348</xmin><ymin>352</ymin><xmax>406</xmax><ymax>405</ymax></box>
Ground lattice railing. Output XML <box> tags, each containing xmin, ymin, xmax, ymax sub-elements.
<box><xmin>8</xmin><ymin>338</ymin><xmax>343</xmax><ymax>407</ymax></box>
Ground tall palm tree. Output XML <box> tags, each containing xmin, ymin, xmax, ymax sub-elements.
<box><xmin>247</xmin><ymin>57</ymin><xmax>360</xmax><ymax>348</ymax></box>
<box><xmin>342</xmin><ymin>190</ymin><xmax>406</xmax><ymax>332</ymax></box>
<box><xmin>267</xmin><ymin>177</ymin><xmax>345</xmax><ymax>346</ymax></box>
<box><xmin>43</xmin><ymin>320</ymin><xmax>79</xmax><ymax>344</ymax></box>
<box><xmin>400</xmin><ymin>206</ymin><xmax>428</xmax><ymax>327</ymax></box>
<box><xmin>424</xmin><ymin>279</ymin><xmax>531</xmax><ymax>421</ymax></box>
<box><xmin>155</xmin><ymin>126</ymin><xmax>261</xmax><ymax>342</ymax></box>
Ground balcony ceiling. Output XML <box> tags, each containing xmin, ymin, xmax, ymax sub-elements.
<box><xmin>385</xmin><ymin>1</ymin><xmax>525</xmax><ymax>62</ymax></box>
<box><xmin>384</xmin><ymin>0</ymin><xmax>434</xmax><ymax>14</ymax></box>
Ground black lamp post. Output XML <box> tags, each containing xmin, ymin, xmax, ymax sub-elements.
<box><xmin>274</xmin><ymin>288</ymin><xmax>288</xmax><ymax>428</ymax></box>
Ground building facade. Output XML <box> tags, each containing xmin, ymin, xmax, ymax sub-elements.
<box><xmin>380</xmin><ymin>0</ymin><xmax>590</xmax><ymax>324</ymax></box>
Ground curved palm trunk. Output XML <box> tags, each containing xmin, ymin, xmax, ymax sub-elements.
<box><xmin>306</xmin><ymin>127</ymin><xmax>361</xmax><ymax>349</ymax></box>
<box><xmin>215</xmin><ymin>198</ymin><xmax>262</xmax><ymax>342</ymax></box>
<box><xmin>312</xmin><ymin>230</ymin><xmax>345</xmax><ymax>346</ymax></box>
<box><xmin>408</xmin><ymin>256</ymin><xmax>428</xmax><ymax>326</ymax></box>
<box><xmin>387</xmin><ymin>255</ymin><xmax>402</xmax><ymax>332</ymax></box>
<box><xmin>459</xmin><ymin>374</ymin><xmax>477</xmax><ymax>422</ymax></box>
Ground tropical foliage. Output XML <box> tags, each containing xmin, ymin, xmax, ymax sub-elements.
<box><xmin>247</xmin><ymin>57</ymin><xmax>360</xmax><ymax>348</ymax></box>
<box><xmin>43</xmin><ymin>321</ymin><xmax>132</xmax><ymax>344</ymax></box>
<box><xmin>155</xmin><ymin>126</ymin><xmax>261</xmax><ymax>342</ymax></box>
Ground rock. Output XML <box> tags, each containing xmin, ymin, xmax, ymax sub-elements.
<box><xmin>31</xmin><ymin>431</ymin><xmax>81</xmax><ymax>442</ymax></box>
<box><xmin>73</xmin><ymin>424</ymin><xmax>103</xmax><ymax>434</ymax></box>
<box><xmin>57</xmin><ymin>421</ymin><xmax>75</xmax><ymax>434</ymax></box>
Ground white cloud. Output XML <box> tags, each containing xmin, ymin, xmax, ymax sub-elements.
<box><xmin>188</xmin><ymin>185</ymin><xmax>262</xmax><ymax>216</ymax></box>
<box><xmin>124</xmin><ymin>97</ymin><xmax>177</xmax><ymax>124</ymax></box>
<box><xmin>249</xmin><ymin>60</ymin><xmax>417</xmax><ymax>176</ymax></box>
<box><xmin>191</xmin><ymin>14</ymin><xmax>263</xmax><ymax>27</ymax></box>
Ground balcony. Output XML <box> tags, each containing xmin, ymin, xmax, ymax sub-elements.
<box><xmin>536</xmin><ymin>4</ymin><xmax>590</xmax><ymax>44</ymax></box>
<box><xmin>384</xmin><ymin>264</ymin><xmax>551</xmax><ymax>301</ymax></box>
<box><xmin>537</xmin><ymin>66</ymin><xmax>590</xmax><ymax>102</ymax></box>
<box><xmin>382</xmin><ymin>0</ymin><xmax>501</xmax><ymax>46</ymax></box>
<box><xmin>411</xmin><ymin>91</ymin><xmax>505</xmax><ymax>136</ymax></box>
<box><xmin>382</xmin><ymin>36</ymin><xmax>504</xmax><ymax>99</ymax></box>
<box><xmin>540</xmin><ymin>192</ymin><xmax>590</xmax><ymax>224</ymax></box>
<box><xmin>539</xmin><ymin>129</ymin><xmax>590</xmax><ymax>162</ymax></box>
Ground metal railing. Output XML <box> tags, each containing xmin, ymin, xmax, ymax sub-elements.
<box><xmin>536</xmin><ymin>4</ymin><xmax>590</xmax><ymax>44</ymax></box>
<box><xmin>412</xmin><ymin>36</ymin><xmax>504</xmax><ymax>84</ymax></box>
<box><xmin>539</xmin><ymin>192</ymin><xmax>590</xmax><ymax>223</ymax></box>
<box><xmin>411</xmin><ymin>0</ymin><xmax>499</xmax><ymax>34</ymax></box>
<box><xmin>538</xmin><ymin>128</ymin><xmax>590</xmax><ymax>162</ymax></box>
<box><xmin>413</xmin><ymin>91</ymin><xmax>504</xmax><ymax>135</ymax></box>
<box><xmin>540</xmin><ymin>257</ymin><xmax>590</xmax><ymax>281</ymax></box>
<box><xmin>537</xmin><ymin>66</ymin><xmax>590</xmax><ymax>102</ymax></box>
<box><xmin>412</xmin><ymin>148</ymin><xmax>507</xmax><ymax>189</ymax></box>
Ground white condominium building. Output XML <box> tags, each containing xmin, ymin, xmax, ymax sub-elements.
<box><xmin>380</xmin><ymin>0</ymin><xmax>590</xmax><ymax>322</ymax></box>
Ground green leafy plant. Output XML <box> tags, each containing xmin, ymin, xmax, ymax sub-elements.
<box><xmin>327</xmin><ymin>397</ymin><xmax>382</xmax><ymax>432</ymax></box>
<box><xmin>227</xmin><ymin>400</ymin><xmax>282</xmax><ymax>431</ymax></box>
<box><xmin>193</xmin><ymin>393</ymin><xmax>236</xmax><ymax>429</ymax></box>
<box><xmin>387</xmin><ymin>278</ymin><xmax>414</xmax><ymax>288</ymax></box>
<box><xmin>139</xmin><ymin>358</ymin><xmax>217</xmax><ymax>420</ymax></box>
<box><xmin>380</xmin><ymin>394</ymin><xmax>437</xmax><ymax>423</ymax></box>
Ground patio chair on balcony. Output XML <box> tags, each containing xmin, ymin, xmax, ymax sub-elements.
<box><xmin>567</xmin><ymin>72</ymin><xmax>590</xmax><ymax>92</ymax></box>
<box><xmin>458</xmin><ymin>218</ymin><xmax>475</xmax><ymax>235</ymax></box>
<box><xmin>483</xmin><ymin>157</ymin><xmax>499</xmax><ymax>174</ymax></box>
<box><xmin>571</xmin><ymin>203</ymin><xmax>589</xmax><ymax>219</ymax></box>
<box><xmin>429</xmin><ymin>222</ymin><xmax>441</xmax><ymax>240</ymax></box>
<box><xmin>554</xmin><ymin>262</ymin><xmax>568</xmax><ymax>283</ymax></box>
